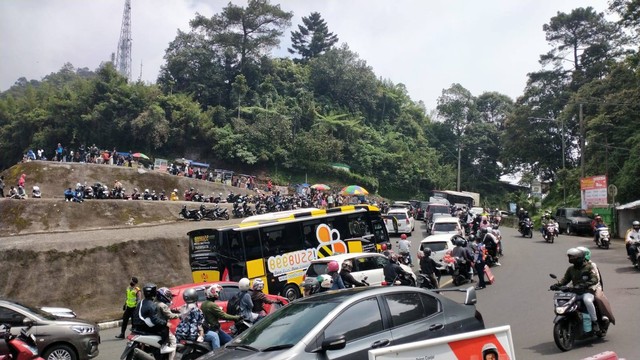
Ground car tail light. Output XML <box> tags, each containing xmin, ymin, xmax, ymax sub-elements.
<box><xmin>381</xmin><ymin>281</ymin><xmax>388</xmax><ymax>286</ymax></box>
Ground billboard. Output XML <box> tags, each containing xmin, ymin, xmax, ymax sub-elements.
<box><xmin>580</xmin><ymin>175</ymin><xmax>608</xmax><ymax>209</ymax></box>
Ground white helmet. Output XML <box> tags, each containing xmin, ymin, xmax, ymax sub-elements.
<box><xmin>252</xmin><ymin>278</ymin><xmax>264</xmax><ymax>291</ymax></box>
<box><xmin>318</xmin><ymin>274</ymin><xmax>333</xmax><ymax>289</ymax></box>
<box><xmin>76</xmin><ymin>183</ymin><xmax>82</xmax><ymax>188</ymax></box>
<box><xmin>238</xmin><ymin>278</ymin><xmax>251</xmax><ymax>291</ymax></box>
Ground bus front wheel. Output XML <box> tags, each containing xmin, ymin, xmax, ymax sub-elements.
<box><xmin>283</xmin><ymin>284</ymin><xmax>301</xmax><ymax>302</ymax></box>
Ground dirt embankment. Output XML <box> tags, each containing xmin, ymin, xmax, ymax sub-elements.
<box><xmin>0</xmin><ymin>161</ymin><xmax>253</xmax><ymax>322</ymax></box>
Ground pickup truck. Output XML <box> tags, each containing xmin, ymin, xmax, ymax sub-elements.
<box><xmin>555</xmin><ymin>208</ymin><xmax>593</xmax><ymax>235</ymax></box>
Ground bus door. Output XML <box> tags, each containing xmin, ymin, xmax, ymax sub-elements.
<box><xmin>259</xmin><ymin>223</ymin><xmax>305</xmax><ymax>295</ymax></box>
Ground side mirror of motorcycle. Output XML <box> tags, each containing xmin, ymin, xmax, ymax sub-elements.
<box><xmin>549</xmin><ymin>274</ymin><xmax>557</xmax><ymax>279</ymax></box>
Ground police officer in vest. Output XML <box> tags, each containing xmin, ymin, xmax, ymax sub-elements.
<box><xmin>116</xmin><ymin>276</ymin><xmax>141</xmax><ymax>339</ymax></box>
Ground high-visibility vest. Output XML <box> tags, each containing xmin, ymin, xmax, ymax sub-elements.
<box><xmin>125</xmin><ymin>287</ymin><xmax>140</xmax><ymax>308</ymax></box>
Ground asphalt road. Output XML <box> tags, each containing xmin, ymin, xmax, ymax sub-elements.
<box><xmin>94</xmin><ymin>219</ymin><xmax>640</xmax><ymax>359</ymax></box>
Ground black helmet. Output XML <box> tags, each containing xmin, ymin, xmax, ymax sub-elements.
<box><xmin>468</xmin><ymin>234</ymin><xmax>476</xmax><ymax>243</ymax></box>
<box><xmin>455</xmin><ymin>238</ymin><xmax>465</xmax><ymax>247</ymax></box>
<box><xmin>142</xmin><ymin>283</ymin><xmax>157</xmax><ymax>299</ymax></box>
<box><xmin>183</xmin><ymin>288</ymin><xmax>198</xmax><ymax>304</ymax></box>
<box><xmin>423</xmin><ymin>247</ymin><xmax>432</xmax><ymax>257</ymax></box>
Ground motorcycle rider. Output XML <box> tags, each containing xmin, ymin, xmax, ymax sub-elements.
<box><xmin>340</xmin><ymin>260</ymin><xmax>367</xmax><ymax>287</ymax></box>
<box><xmin>481</xmin><ymin>227</ymin><xmax>501</xmax><ymax>266</ymax></box>
<box><xmin>250</xmin><ymin>279</ymin><xmax>281</xmax><ymax>320</ymax></box>
<box><xmin>301</xmin><ymin>277</ymin><xmax>321</xmax><ymax>297</ymax></box>
<box><xmin>383</xmin><ymin>253</ymin><xmax>412</xmax><ymax>285</ymax></box>
<box><xmin>201</xmin><ymin>284</ymin><xmax>241</xmax><ymax>349</ymax></box>
<box><xmin>175</xmin><ymin>288</ymin><xmax>205</xmax><ymax>344</ymax></box>
<box><xmin>417</xmin><ymin>248</ymin><xmax>439</xmax><ymax>288</ymax></box>
<box><xmin>451</xmin><ymin>237</ymin><xmax>473</xmax><ymax>274</ymax></box>
<box><xmin>472</xmin><ymin>236</ymin><xmax>487</xmax><ymax>290</ymax></box>
<box><xmin>576</xmin><ymin>246</ymin><xmax>615</xmax><ymax>326</ymax></box>
<box><xmin>170</xmin><ymin>189</ymin><xmax>179</xmax><ymax>201</ymax></box>
<box><xmin>155</xmin><ymin>287</ymin><xmax>179</xmax><ymax>360</ymax></box>
<box><xmin>625</xmin><ymin>220</ymin><xmax>640</xmax><ymax>264</ymax></box>
<box><xmin>519</xmin><ymin>210</ymin><xmax>531</xmax><ymax>234</ymax></box>
<box><xmin>549</xmin><ymin>248</ymin><xmax>600</xmax><ymax>332</ymax></box>
<box><xmin>592</xmin><ymin>215</ymin><xmax>607</xmax><ymax>244</ymax></box>
<box><xmin>398</xmin><ymin>234</ymin><xmax>412</xmax><ymax>266</ymax></box>
<box><xmin>236</xmin><ymin>278</ymin><xmax>260</xmax><ymax>323</ymax></box>
<box><xmin>326</xmin><ymin>261</ymin><xmax>346</xmax><ymax>290</ymax></box>
<box><xmin>131</xmin><ymin>283</ymin><xmax>173</xmax><ymax>354</ymax></box>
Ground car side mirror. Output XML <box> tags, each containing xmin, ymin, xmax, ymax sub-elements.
<box><xmin>321</xmin><ymin>335</ymin><xmax>346</xmax><ymax>351</ymax></box>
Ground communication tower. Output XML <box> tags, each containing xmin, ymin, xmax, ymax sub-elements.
<box><xmin>115</xmin><ymin>0</ymin><xmax>132</xmax><ymax>80</ymax></box>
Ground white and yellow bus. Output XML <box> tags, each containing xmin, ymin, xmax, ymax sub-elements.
<box><xmin>188</xmin><ymin>205</ymin><xmax>391</xmax><ymax>301</ymax></box>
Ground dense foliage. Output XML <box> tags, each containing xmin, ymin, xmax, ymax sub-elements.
<box><xmin>1</xmin><ymin>0</ymin><xmax>638</xmax><ymax>204</ymax></box>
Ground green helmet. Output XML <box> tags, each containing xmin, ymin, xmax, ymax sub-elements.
<box><xmin>576</xmin><ymin>246</ymin><xmax>591</xmax><ymax>261</ymax></box>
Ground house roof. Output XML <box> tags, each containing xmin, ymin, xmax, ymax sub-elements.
<box><xmin>616</xmin><ymin>200</ymin><xmax>640</xmax><ymax>210</ymax></box>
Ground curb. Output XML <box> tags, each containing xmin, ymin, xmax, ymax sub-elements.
<box><xmin>98</xmin><ymin>320</ymin><xmax>122</xmax><ymax>330</ymax></box>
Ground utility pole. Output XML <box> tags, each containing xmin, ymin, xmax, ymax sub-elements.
<box><xmin>580</xmin><ymin>103</ymin><xmax>585</xmax><ymax>178</ymax></box>
<box><xmin>457</xmin><ymin>144</ymin><xmax>461</xmax><ymax>192</ymax></box>
<box><xmin>115</xmin><ymin>0</ymin><xmax>132</xmax><ymax>80</ymax></box>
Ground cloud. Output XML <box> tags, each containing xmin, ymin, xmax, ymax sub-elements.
<box><xmin>0</xmin><ymin>0</ymin><xmax>610</xmax><ymax>109</ymax></box>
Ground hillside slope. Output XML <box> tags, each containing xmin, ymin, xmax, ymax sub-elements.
<box><xmin>0</xmin><ymin>161</ymin><xmax>255</xmax><ymax>322</ymax></box>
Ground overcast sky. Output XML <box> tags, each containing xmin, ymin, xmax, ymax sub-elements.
<box><xmin>0</xmin><ymin>0</ymin><xmax>611</xmax><ymax>109</ymax></box>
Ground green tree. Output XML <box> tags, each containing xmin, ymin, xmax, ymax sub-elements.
<box><xmin>190</xmin><ymin>0</ymin><xmax>293</xmax><ymax>75</ymax></box>
<box><xmin>288</xmin><ymin>12</ymin><xmax>339</xmax><ymax>62</ymax></box>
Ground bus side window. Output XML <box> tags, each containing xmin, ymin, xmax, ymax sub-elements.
<box><xmin>242</xmin><ymin>230</ymin><xmax>262</xmax><ymax>261</ymax></box>
<box><xmin>303</xmin><ymin>221</ymin><xmax>321</xmax><ymax>248</ymax></box>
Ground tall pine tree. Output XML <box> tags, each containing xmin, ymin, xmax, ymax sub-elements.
<box><xmin>288</xmin><ymin>12</ymin><xmax>339</xmax><ymax>62</ymax></box>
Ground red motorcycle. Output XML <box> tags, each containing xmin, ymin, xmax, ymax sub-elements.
<box><xmin>0</xmin><ymin>324</ymin><xmax>44</xmax><ymax>360</ymax></box>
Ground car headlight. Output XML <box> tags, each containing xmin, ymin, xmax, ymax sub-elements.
<box><xmin>71</xmin><ymin>325</ymin><xmax>96</xmax><ymax>334</ymax></box>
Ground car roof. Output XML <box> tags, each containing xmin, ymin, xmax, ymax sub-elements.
<box><xmin>433</xmin><ymin>216</ymin><xmax>459</xmax><ymax>223</ymax></box>
<box><xmin>387</xmin><ymin>208</ymin><xmax>409</xmax><ymax>214</ymax></box>
<box><xmin>310</xmin><ymin>252</ymin><xmax>382</xmax><ymax>263</ymax></box>
<box><xmin>421</xmin><ymin>234</ymin><xmax>459</xmax><ymax>243</ymax></box>
<box><xmin>170</xmin><ymin>281</ymin><xmax>238</xmax><ymax>293</ymax></box>
<box><xmin>296</xmin><ymin>285</ymin><xmax>459</xmax><ymax>306</ymax></box>
<box><xmin>392</xmin><ymin>201</ymin><xmax>411</xmax><ymax>205</ymax></box>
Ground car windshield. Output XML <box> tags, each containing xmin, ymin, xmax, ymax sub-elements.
<box><xmin>231</xmin><ymin>301</ymin><xmax>338</xmax><ymax>349</ymax></box>
<box><xmin>433</xmin><ymin>223</ymin><xmax>457</xmax><ymax>232</ymax></box>
<box><xmin>421</xmin><ymin>241</ymin><xmax>448</xmax><ymax>252</ymax></box>
<box><xmin>306</xmin><ymin>262</ymin><xmax>328</xmax><ymax>277</ymax></box>
<box><xmin>571</xmin><ymin>209</ymin><xmax>588</xmax><ymax>217</ymax></box>
<box><xmin>431</xmin><ymin>206</ymin><xmax>449</xmax><ymax>214</ymax></box>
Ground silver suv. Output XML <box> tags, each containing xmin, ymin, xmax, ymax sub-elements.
<box><xmin>0</xmin><ymin>299</ymin><xmax>100</xmax><ymax>359</ymax></box>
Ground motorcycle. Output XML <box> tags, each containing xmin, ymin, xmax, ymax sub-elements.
<box><xmin>0</xmin><ymin>324</ymin><xmax>44</xmax><ymax>360</ymax></box>
<box><xmin>174</xmin><ymin>339</ymin><xmax>211</xmax><ymax>360</ymax></box>
<box><xmin>442</xmin><ymin>254</ymin><xmax>473</xmax><ymax>286</ymax></box>
<box><xmin>119</xmin><ymin>332</ymin><xmax>175</xmax><ymax>360</ymax></box>
<box><xmin>31</xmin><ymin>186</ymin><xmax>41</xmax><ymax>199</ymax></box>
<box><xmin>549</xmin><ymin>274</ymin><xmax>610</xmax><ymax>352</ymax></box>
<box><xmin>199</xmin><ymin>205</ymin><xmax>220</xmax><ymax>221</ymax></box>
<box><xmin>543</xmin><ymin>222</ymin><xmax>559</xmax><ymax>243</ymax></box>
<box><xmin>594</xmin><ymin>227</ymin><xmax>610</xmax><ymax>249</ymax></box>
<box><xmin>482</xmin><ymin>233</ymin><xmax>500</xmax><ymax>266</ymax></box>
<box><xmin>212</xmin><ymin>205</ymin><xmax>230</xmax><ymax>220</ymax></box>
<box><xmin>178</xmin><ymin>206</ymin><xmax>202</xmax><ymax>221</ymax></box>
<box><xmin>519</xmin><ymin>218</ymin><xmax>533</xmax><ymax>238</ymax></box>
<box><xmin>398</xmin><ymin>252</ymin><xmax>411</xmax><ymax>266</ymax></box>
<box><xmin>417</xmin><ymin>270</ymin><xmax>440</xmax><ymax>289</ymax></box>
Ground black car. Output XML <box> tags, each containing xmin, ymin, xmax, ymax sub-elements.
<box><xmin>200</xmin><ymin>286</ymin><xmax>484</xmax><ymax>360</ymax></box>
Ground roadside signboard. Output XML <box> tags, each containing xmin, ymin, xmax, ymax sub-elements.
<box><xmin>581</xmin><ymin>175</ymin><xmax>608</xmax><ymax>209</ymax></box>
